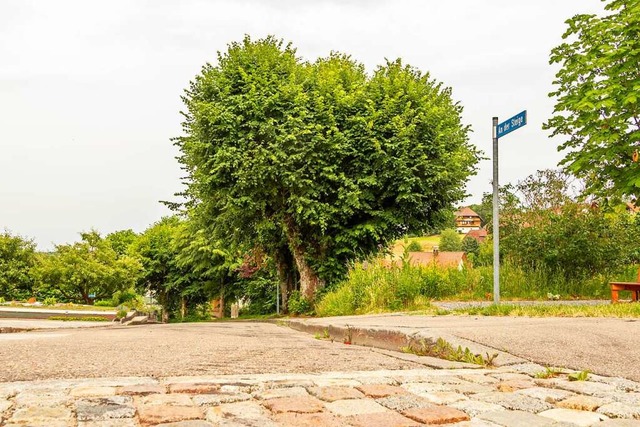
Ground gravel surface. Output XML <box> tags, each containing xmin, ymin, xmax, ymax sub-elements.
<box><xmin>0</xmin><ymin>322</ymin><xmax>424</xmax><ymax>382</ymax></box>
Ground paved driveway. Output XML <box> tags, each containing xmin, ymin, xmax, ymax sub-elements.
<box><xmin>0</xmin><ymin>322</ymin><xmax>423</xmax><ymax>382</ymax></box>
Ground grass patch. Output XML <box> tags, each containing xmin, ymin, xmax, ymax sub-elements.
<box><xmin>2</xmin><ymin>303</ymin><xmax>116</xmax><ymax>312</ymax></box>
<box><xmin>48</xmin><ymin>316</ymin><xmax>110</xmax><ymax>321</ymax></box>
<box><xmin>445</xmin><ymin>303</ymin><xmax>640</xmax><ymax>318</ymax></box>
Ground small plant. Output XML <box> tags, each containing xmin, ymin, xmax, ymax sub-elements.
<box><xmin>535</xmin><ymin>367</ymin><xmax>561</xmax><ymax>379</ymax></box>
<box><xmin>42</xmin><ymin>297</ymin><xmax>57</xmax><ymax>306</ymax></box>
<box><xmin>116</xmin><ymin>308</ymin><xmax>128</xmax><ymax>320</ymax></box>
<box><xmin>0</xmin><ymin>297</ymin><xmax>5</xmax><ymax>304</ymax></box>
<box><xmin>568</xmin><ymin>370</ymin><xmax>590</xmax><ymax>381</ymax></box>
<box><xmin>343</xmin><ymin>324</ymin><xmax>353</xmax><ymax>344</ymax></box>
<box><xmin>406</xmin><ymin>241</ymin><xmax>423</xmax><ymax>252</ymax></box>
<box><xmin>402</xmin><ymin>337</ymin><xmax>498</xmax><ymax>367</ymax></box>
<box><xmin>547</xmin><ymin>292</ymin><xmax>560</xmax><ymax>301</ymax></box>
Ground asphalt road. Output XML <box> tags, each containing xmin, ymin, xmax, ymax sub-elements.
<box><xmin>0</xmin><ymin>322</ymin><xmax>423</xmax><ymax>382</ymax></box>
<box><xmin>303</xmin><ymin>314</ymin><xmax>640</xmax><ymax>381</ymax></box>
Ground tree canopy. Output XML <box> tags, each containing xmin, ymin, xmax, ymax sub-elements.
<box><xmin>0</xmin><ymin>231</ymin><xmax>37</xmax><ymax>301</ymax></box>
<box><xmin>176</xmin><ymin>36</ymin><xmax>480</xmax><ymax>300</ymax></box>
<box><xmin>544</xmin><ymin>0</ymin><xmax>640</xmax><ymax>200</ymax></box>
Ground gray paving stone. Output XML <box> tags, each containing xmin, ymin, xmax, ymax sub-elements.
<box><xmin>599</xmin><ymin>420</ymin><xmax>640</xmax><ymax>426</ymax></box>
<box><xmin>597</xmin><ymin>402</ymin><xmax>640</xmax><ymax>419</ymax></box>
<box><xmin>479</xmin><ymin>410</ymin><xmax>572</xmax><ymax>426</ymax></box>
<box><xmin>474</xmin><ymin>391</ymin><xmax>553</xmax><ymax>413</ymax></box>
<box><xmin>7</xmin><ymin>406</ymin><xmax>74</xmax><ymax>427</ymax></box>
<box><xmin>449</xmin><ymin>399</ymin><xmax>506</xmax><ymax>417</ymax></box>
<box><xmin>75</xmin><ymin>396</ymin><xmax>136</xmax><ymax>421</ymax></box>
<box><xmin>253</xmin><ymin>386</ymin><xmax>308</xmax><ymax>400</ymax></box>
<box><xmin>376</xmin><ymin>394</ymin><xmax>433</xmax><ymax>412</ymax></box>
<box><xmin>538</xmin><ymin>408</ymin><xmax>609</xmax><ymax>426</ymax></box>
<box><xmin>0</xmin><ymin>399</ymin><xmax>13</xmax><ymax>412</ymax></box>
<box><xmin>192</xmin><ymin>392</ymin><xmax>252</xmax><ymax>406</ymax></box>
<box><xmin>514</xmin><ymin>386</ymin><xmax>575</xmax><ymax>404</ymax></box>
<box><xmin>77</xmin><ymin>420</ymin><xmax>140</xmax><ymax>427</ymax></box>
<box><xmin>154</xmin><ymin>421</ymin><xmax>216</xmax><ymax>427</ymax></box>
<box><xmin>538</xmin><ymin>379</ymin><xmax>617</xmax><ymax>396</ymax></box>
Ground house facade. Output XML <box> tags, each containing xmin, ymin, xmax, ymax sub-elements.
<box><xmin>454</xmin><ymin>207</ymin><xmax>482</xmax><ymax>234</ymax></box>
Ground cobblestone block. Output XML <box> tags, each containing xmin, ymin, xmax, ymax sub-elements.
<box><xmin>597</xmin><ymin>402</ymin><xmax>640</xmax><ymax>419</ymax></box>
<box><xmin>401</xmin><ymin>382</ymin><xmax>447</xmax><ymax>394</ymax></box>
<box><xmin>168</xmin><ymin>383</ymin><xmax>220</xmax><ymax>394</ymax></box>
<box><xmin>75</xmin><ymin>396</ymin><xmax>136</xmax><ymax>421</ymax></box>
<box><xmin>153</xmin><ymin>421</ymin><xmax>215</xmax><ymax>427</ymax></box>
<box><xmin>449</xmin><ymin>399</ymin><xmax>506</xmax><ymax>417</ymax></box>
<box><xmin>71</xmin><ymin>386</ymin><xmax>117</xmax><ymax>397</ymax></box>
<box><xmin>376</xmin><ymin>394</ymin><xmax>433</xmax><ymax>412</ymax></box>
<box><xmin>254</xmin><ymin>386</ymin><xmax>308</xmax><ymax>400</ymax></box>
<box><xmin>117</xmin><ymin>384</ymin><xmax>166</xmax><ymax>396</ymax></box>
<box><xmin>325</xmin><ymin>398</ymin><xmax>389</xmax><ymax>416</ymax></box>
<box><xmin>514</xmin><ymin>386</ymin><xmax>575</xmax><ymax>404</ymax></box>
<box><xmin>479</xmin><ymin>409</ymin><xmax>566</xmax><ymax>427</ymax></box>
<box><xmin>307</xmin><ymin>386</ymin><xmax>364</xmax><ymax>402</ymax></box>
<box><xmin>420</xmin><ymin>391</ymin><xmax>469</xmax><ymax>405</ymax></box>
<box><xmin>458</xmin><ymin>374</ymin><xmax>499</xmax><ymax>385</ymax></box>
<box><xmin>137</xmin><ymin>393</ymin><xmax>194</xmax><ymax>406</ymax></box>
<box><xmin>475</xmin><ymin>391</ymin><xmax>553</xmax><ymax>413</ymax></box>
<box><xmin>347</xmin><ymin>411</ymin><xmax>421</xmax><ymax>427</ymax></box>
<box><xmin>272</xmin><ymin>411</ymin><xmax>344</xmax><ymax>427</ymax></box>
<box><xmin>557</xmin><ymin>395</ymin><xmax>608</xmax><ymax>411</ymax></box>
<box><xmin>206</xmin><ymin>401</ymin><xmax>278</xmax><ymax>426</ymax></box>
<box><xmin>356</xmin><ymin>384</ymin><xmax>408</xmax><ymax>398</ymax></box>
<box><xmin>138</xmin><ymin>404</ymin><xmax>205</xmax><ymax>425</ymax></box>
<box><xmin>8</xmin><ymin>406</ymin><xmax>74</xmax><ymax>427</ymax></box>
<box><xmin>537</xmin><ymin>379</ymin><xmax>616</xmax><ymax>396</ymax></box>
<box><xmin>77</xmin><ymin>420</ymin><xmax>140</xmax><ymax>427</ymax></box>
<box><xmin>539</xmin><ymin>408</ymin><xmax>609</xmax><ymax>426</ymax></box>
<box><xmin>262</xmin><ymin>396</ymin><xmax>325</xmax><ymax>414</ymax></box>
<box><xmin>402</xmin><ymin>405</ymin><xmax>470</xmax><ymax>424</ymax></box>
<box><xmin>192</xmin><ymin>392</ymin><xmax>251</xmax><ymax>406</ymax></box>
<box><xmin>496</xmin><ymin>379</ymin><xmax>535</xmax><ymax>392</ymax></box>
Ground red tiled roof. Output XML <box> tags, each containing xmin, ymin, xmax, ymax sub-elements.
<box><xmin>454</xmin><ymin>207</ymin><xmax>479</xmax><ymax>217</ymax></box>
<box><xmin>466</xmin><ymin>229</ymin><xmax>488</xmax><ymax>241</ymax></box>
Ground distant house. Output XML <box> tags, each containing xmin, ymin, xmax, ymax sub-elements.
<box><xmin>454</xmin><ymin>207</ymin><xmax>482</xmax><ymax>234</ymax></box>
<box><xmin>407</xmin><ymin>250</ymin><xmax>468</xmax><ymax>270</ymax></box>
<box><xmin>465</xmin><ymin>228</ymin><xmax>488</xmax><ymax>243</ymax></box>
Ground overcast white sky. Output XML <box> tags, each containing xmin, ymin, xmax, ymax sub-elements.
<box><xmin>1</xmin><ymin>0</ymin><xmax>606</xmax><ymax>250</ymax></box>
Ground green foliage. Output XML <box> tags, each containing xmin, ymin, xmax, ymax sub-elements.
<box><xmin>0</xmin><ymin>230</ymin><xmax>37</xmax><ymax>301</ymax></box>
<box><xmin>568</xmin><ymin>370</ymin><xmax>590</xmax><ymax>381</ymax></box>
<box><xmin>535</xmin><ymin>367</ymin><xmax>561</xmax><ymax>379</ymax></box>
<box><xmin>42</xmin><ymin>297</ymin><xmax>57</xmax><ymax>306</ymax></box>
<box><xmin>94</xmin><ymin>299</ymin><xmax>114</xmax><ymax>307</ymax></box>
<box><xmin>105</xmin><ymin>229</ymin><xmax>138</xmax><ymax>256</ymax></box>
<box><xmin>34</xmin><ymin>230</ymin><xmax>142</xmax><ymax>304</ymax></box>
<box><xmin>544</xmin><ymin>0</ymin><xmax>640</xmax><ymax>199</ymax></box>
<box><xmin>406</xmin><ymin>241</ymin><xmax>423</xmax><ymax>252</ymax></box>
<box><xmin>439</xmin><ymin>229</ymin><xmax>462</xmax><ymax>251</ymax></box>
<box><xmin>175</xmin><ymin>35</ymin><xmax>480</xmax><ymax>300</ymax></box>
<box><xmin>238</xmin><ymin>274</ymin><xmax>277</xmax><ymax>315</ymax></box>
<box><xmin>287</xmin><ymin>290</ymin><xmax>313</xmax><ymax>315</ymax></box>
<box><xmin>111</xmin><ymin>288</ymin><xmax>142</xmax><ymax>306</ymax></box>
<box><xmin>461</xmin><ymin>236</ymin><xmax>480</xmax><ymax>258</ymax></box>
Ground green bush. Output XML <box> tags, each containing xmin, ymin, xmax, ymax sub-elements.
<box><xmin>94</xmin><ymin>299</ymin><xmax>114</xmax><ymax>307</ymax></box>
<box><xmin>406</xmin><ymin>241</ymin><xmax>423</xmax><ymax>252</ymax></box>
<box><xmin>0</xmin><ymin>296</ymin><xmax>5</xmax><ymax>304</ymax></box>
<box><xmin>111</xmin><ymin>288</ymin><xmax>141</xmax><ymax>306</ymax></box>
<box><xmin>287</xmin><ymin>291</ymin><xmax>313</xmax><ymax>315</ymax></box>
<box><xmin>439</xmin><ymin>229</ymin><xmax>462</xmax><ymax>251</ymax></box>
<box><xmin>42</xmin><ymin>297</ymin><xmax>57</xmax><ymax>306</ymax></box>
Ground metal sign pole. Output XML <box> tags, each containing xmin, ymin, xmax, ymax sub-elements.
<box><xmin>492</xmin><ymin>117</ymin><xmax>500</xmax><ymax>304</ymax></box>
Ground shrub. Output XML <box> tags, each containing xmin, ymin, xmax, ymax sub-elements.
<box><xmin>439</xmin><ymin>229</ymin><xmax>462</xmax><ymax>251</ymax></box>
<box><xmin>112</xmin><ymin>288</ymin><xmax>141</xmax><ymax>306</ymax></box>
<box><xmin>406</xmin><ymin>241</ymin><xmax>423</xmax><ymax>252</ymax></box>
<box><xmin>461</xmin><ymin>236</ymin><xmax>480</xmax><ymax>257</ymax></box>
<box><xmin>94</xmin><ymin>299</ymin><xmax>114</xmax><ymax>307</ymax></box>
<box><xmin>287</xmin><ymin>290</ymin><xmax>313</xmax><ymax>315</ymax></box>
<box><xmin>42</xmin><ymin>297</ymin><xmax>57</xmax><ymax>306</ymax></box>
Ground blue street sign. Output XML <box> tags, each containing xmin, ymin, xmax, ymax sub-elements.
<box><xmin>496</xmin><ymin>110</ymin><xmax>527</xmax><ymax>138</ymax></box>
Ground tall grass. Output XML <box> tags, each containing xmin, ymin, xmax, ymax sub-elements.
<box><xmin>315</xmin><ymin>260</ymin><xmax>636</xmax><ymax>317</ymax></box>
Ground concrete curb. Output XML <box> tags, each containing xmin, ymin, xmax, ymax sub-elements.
<box><xmin>278</xmin><ymin>318</ymin><xmax>526</xmax><ymax>369</ymax></box>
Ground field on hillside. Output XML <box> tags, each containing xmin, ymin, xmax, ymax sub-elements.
<box><xmin>390</xmin><ymin>235</ymin><xmax>441</xmax><ymax>256</ymax></box>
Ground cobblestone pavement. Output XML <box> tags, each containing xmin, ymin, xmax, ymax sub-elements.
<box><xmin>2</xmin><ymin>364</ymin><xmax>640</xmax><ymax>426</ymax></box>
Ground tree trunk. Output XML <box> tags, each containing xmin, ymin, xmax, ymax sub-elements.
<box><xmin>180</xmin><ymin>296</ymin><xmax>186</xmax><ymax>320</ymax></box>
<box><xmin>284</xmin><ymin>218</ymin><xmax>323</xmax><ymax>301</ymax></box>
<box><xmin>275</xmin><ymin>247</ymin><xmax>295</xmax><ymax>312</ymax></box>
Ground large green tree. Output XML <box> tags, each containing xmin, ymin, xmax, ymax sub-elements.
<box><xmin>0</xmin><ymin>231</ymin><xmax>37</xmax><ymax>300</ymax></box>
<box><xmin>176</xmin><ymin>36</ymin><xmax>480</xmax><ymax>300</ymax></box>
<box><xmin>544</xmin><ymin>0</ymin><xmax>640</xmax><ymax>199</ymax></box>
<box><xmin>36</xmin><ymin>231</ymin><xmax>141</xmax><ymax>304</ymax></box>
